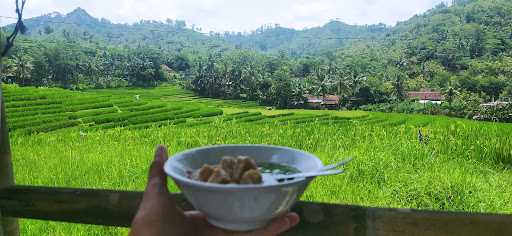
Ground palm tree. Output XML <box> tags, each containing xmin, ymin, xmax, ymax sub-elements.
<box><xmin>8</xmin><ymin>53</ymin><xmax>33</xmax><ymax>86</ymax></box>
<box><xmin>312</xmin><ymin>65</ymin><xmax>333</xmax><ymax>99</ymax></box>
<box><xmin>444</xmin><ymin>86</ymin><xmax>457</xmax><ymax>105</ymax></box>
<box><xmin>386</xmin><ymin>67</ymin><xmax>406</xmax><ymax>101</ymax></box>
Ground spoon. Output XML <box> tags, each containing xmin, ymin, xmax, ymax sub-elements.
<box><xmin>268</xmin><ymin>157</ymin><xmax>353</xmax><ymax>182</ymax></box>
<box><xmin>271</xmin><ymin>169</ymin><xmax>345</xmax><ymax>182</ymax></box>
<box><xmin>321</xmin><ymin>157</ymin><xmax>353</xmax><ymax>171</ymax></box>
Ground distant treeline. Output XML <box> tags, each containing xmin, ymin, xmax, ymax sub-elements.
<box><xmin>1</xmin><ymin>0</ymin><xmax>512</xmax><ymax>118</ymax></box>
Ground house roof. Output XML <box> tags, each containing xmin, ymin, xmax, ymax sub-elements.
<box><xmin>481</xmin><ymin>101</ymin><xmax>509</xmax><ymax>107</ymax></box>
<box><xmin>306</xmin><ymin>95</ymin><xmax>340</xmax><ymax>105</ymax></box>
<box><xmin>307</xmin><ymin>96</ymin><xmax>323</xmax><ymax>103</ymax></box>
<box><xmin>407</xmin><ymin>91</ymin><xmax>444</xmax><ymax>101</ymax></box>
<box><xmin>323</xmin><ymin>95</ymin><xmax>340</xmax><ymax>105</ymax></box>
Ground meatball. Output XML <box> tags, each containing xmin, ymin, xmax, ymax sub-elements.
<box><xmin>240</xmin><ymin>169</ymin><xmax>263</xmax><ymax>184</ymax></box>
<box><xmin>189</xmin><ymin>156</ymin><xmax>263</xmax><ymax>185</ymax></box>
<box><xmin>207</xmin><ymin>168</ymin><xmax>230</xmax><ymax>184</ymax></box>
<box><xmin>233</xmin><ymin>156</ymin><xmax>258</xmax><ymax>182</ymax></box>
<box><xmin>220</xmin><ymin>156</ymin><xmax>237</xmax><ymax>180</ymax></box>
<box><xmin>193</xmin><ymin>164</ymin><xmax>215</xmax><ymax>182</ymax></box>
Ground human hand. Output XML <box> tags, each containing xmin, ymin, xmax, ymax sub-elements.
<box><xmin>129</xmin><ymin>145</ymin><xmax>300</xmax><ymax>236</ymax></box>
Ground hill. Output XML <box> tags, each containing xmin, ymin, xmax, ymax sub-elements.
<box><xmin>5</xmin><ymin>8</ymin><xmax>229</xmax><ymax>53</ymax></box>
<box><xmin>3</xmin><ymin>7</ymin><xmax>388</xmax><ymax>56</ymax></box>
<box><xmin>223</xmin><ymin>21</ymin><xmax>388</xmax><ymax>57</ymax></box>
<box><xmin>380</xmin><ymin>0</ymin><xmax>512</xmax><ymax>97</ymax></box>
<box><xmin>389</xmin><ymin>0</ymin><xmax>512</xmax><ymax>71</ymax></box>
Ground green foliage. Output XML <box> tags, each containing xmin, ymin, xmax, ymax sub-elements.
<box><xmin>223</xmin><ymin>22</ymin><xmax>389</xmax><ymax>57</ymax></box>
<box><xmin>1</xmin><ymin>0</ymin><xmax>512</xmax><ymax>121</ymax></box>
<box><xmin>0</xmin><ymin>30</ymin><xmax>4</xmax><ymax>48</ymax></box>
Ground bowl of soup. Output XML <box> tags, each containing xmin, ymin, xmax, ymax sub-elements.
<box><xmin>164</xmin><ymin>144</ymin><xmax>323</xmax><ymax>231</ymax></box>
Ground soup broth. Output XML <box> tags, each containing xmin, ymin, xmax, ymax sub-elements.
<box><xmin>258</xmin><ymin>162</ymin><xmax>301</xmax><ymax>175</ymax></box>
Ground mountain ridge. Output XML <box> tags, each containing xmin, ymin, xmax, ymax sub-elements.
<box><xmin>2</xmin><ymin>7</ymin><xmax>389</xmax><ymax>56</ymax></box>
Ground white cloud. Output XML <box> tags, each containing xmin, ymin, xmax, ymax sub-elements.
<box><xmin>0</xmin><ymin>0</ymin><xmax>449</xmax><ymax>32</ymax></box>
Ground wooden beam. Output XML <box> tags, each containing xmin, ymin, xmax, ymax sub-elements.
<box><xmin>0</xmin><ymin>86</ymin><xmax>19</xmax><ymax>236</ymax></box>
<box><xmin>1</xmin><ymin>186</ymin><xmax>512</xmax><ymax>235</ymax></box>
<box><xmin>0</xmin><ymin>186</ymin><xmax>192</xmax><ymax>227</ymax></box>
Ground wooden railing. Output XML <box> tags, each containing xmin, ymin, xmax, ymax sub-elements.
<box><xmin>2</xmin><ymin>186</ymin><xmax>512</xmax><ymax>235</ymax></box>
<box><xmin>1</xmin><ymin>86</ymin><xmax>512</xmax><ymax>236</ymax></box>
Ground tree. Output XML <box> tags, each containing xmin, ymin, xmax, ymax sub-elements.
<box><xmin>479</xmin><ymin>76</ymin><xmax>507</xmax><ymax>100</ymax></box>
<box><xmin>271</xmin><ymin>67</ymin><xmax>293</xmax><ymax>108</ymax></box>
<box><xmin>169</xmin><ymin>53</ymin><xmax>190</xmax><ymax>72</ymax></box>
<box><xmin>386</xmin><ymin>67</ymin><xmax>407</xmax><ymax>101</ymax></box>
<box><xmin>444</xmin><ymin>86</ymin><xmax>457</xmax><ymax>105</ymax></box>
<box><xmin>123</xmin><ymin>47</ymin><xmax>168</xmax><ymax>87</ymax></box>
<box><xmin>502</xmin><ymin>86</ymin><xmax>512</xmax><ymax>99</ymax></box>
<box><xmin>311</xmin><ymin>65</ymin><xmax>334</xmax><ymax>98</ymax></box>
<box><xmin>1</xmin><ymin>0</ymin><xmax>27</xmax><ymax>57</ymax></box>
<box><xmin>43</xmin><ymin>26</ymin><xmax>54</xmax><ymax>35</ymax></box>
<box><xmin>6</xmin><ymin>53</ymin><xmax>33</xmax><ymax>86</ymax></box>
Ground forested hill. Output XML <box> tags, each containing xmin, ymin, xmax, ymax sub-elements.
<box><xmin>389</xmin><ymin>0</ymin><xmax>512</xmax><ymax>72</ymax></box>
<box><xmin>3</xmin><ymin>7</ymin><xmax>388</xmax><ymax>56</ymax></box>
<box><xmin>222</xmin><ymin>21</ymin><xmax>388</xmax><ymax>57</ymax></box>
<box><xmin>379</xmin><ymin>0</ymin><xmax>512</xmax><ymax>98</ymax></box>
<box><xmin>6</xmin><ymin>8</ymin><xmax>228</xmax><ymax>53</ymax></box>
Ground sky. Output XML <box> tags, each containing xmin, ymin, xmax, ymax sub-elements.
<box><xmin>0</xmin><ymin>0</ymin><xmax>449</xmax><ymax>32</ymax></box>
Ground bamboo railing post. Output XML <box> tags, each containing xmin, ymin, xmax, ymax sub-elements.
<box><xmin>0</xmin><ymin>86</ymin><xmax>19</xmax><ymax>236</ymax></box>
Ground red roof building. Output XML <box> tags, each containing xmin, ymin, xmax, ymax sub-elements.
<box><xmin>307</xmin><ymin>96</ymin><xmax>323</xmax><ymax>104</ymax></box>
<box><xmin>322</xmin><ymin>95</ymin><xmax>340</xmax><ymax>106</ymax></box>
<box><xmin>407</xmin><ymin>89</ymin><xmax>444</xmax><ymax>101</ymax></box>
<box><xmin>306</xmin><ymin>95</ymin><xmax>340</xmax><ymax>109</ymax></box>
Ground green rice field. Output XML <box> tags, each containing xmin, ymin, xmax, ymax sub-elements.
<box><xmin>3</xmin><ymin>84</ymin><xmax>512</xmax><ymax>235</ymax></box>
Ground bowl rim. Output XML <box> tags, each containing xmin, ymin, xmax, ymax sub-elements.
<box><xmin>164</xmin><ymin>144</ymin><xmax>324</xmax><ymax>190</ymax></box>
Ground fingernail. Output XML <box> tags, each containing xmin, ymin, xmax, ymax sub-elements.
<box><xmin>155</xmin><ymin>145</ymin><xmax>167</xmax><ymax>162</ymax></box>
<box><xmin>287</xmin><ymin>213</ymin><xmax>300</xmax><ymax>227</ymax></box>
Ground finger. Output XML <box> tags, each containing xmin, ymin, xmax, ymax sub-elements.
<box><xmin>154</xmin><ymin>144</ymin><xmax>168</xmax><ymax>165</ymax></box>
<box><xmin>247</xmin><ymin>213</ymin><xmax>300</xmax><ymax>236</ymax></box>
<box><xmin>184</xmin><ymin>211</ymin><xmax>208</xmax><ymax>220</ymax></box>
<box><xmin>146</xmin><ymin>145</ymin><xmax>169</xmax><ymax>193</ymax></box>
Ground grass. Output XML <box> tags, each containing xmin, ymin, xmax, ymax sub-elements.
<box><xmin>3</xmin><ymin>84</ymin><xmax>512</xmax><ymax>235</ymax></box>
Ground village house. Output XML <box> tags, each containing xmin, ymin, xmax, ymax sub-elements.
<box><xmin>323</xmin><ymin>95</ymin><xmax>341</xmax><ymax>109</ymax></box>
<box><xmin>480</xmin><ymin>97</ymin><xmax>511</xmax><ymax>108</ymax></box>
<box><xmin>306</xmin><ymin>96</ymin><xmax>323</xmax><ymax>109</ymax></box>
<box><xmin>480</xmin><ymin>101</ymin><xmax>510</xmax><ymax>108</ymax></box>
<box><xmin>406</xmin><ymin>89</ymin><xmax>444</xmax><ymax>104</ymax></box>
<box><xmin>306</xmin><ymin>95</ymin><xmax>341</xmax><ymax>110</ymax></box>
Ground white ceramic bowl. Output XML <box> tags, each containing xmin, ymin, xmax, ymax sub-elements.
<box><xmin>164</xmin><ymin>144</ymin><xmax>323</xmax><ymax>231</ymax></box>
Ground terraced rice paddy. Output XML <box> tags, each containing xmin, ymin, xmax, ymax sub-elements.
<box><xmin>2</xmin><ymin>85</ymin><xmax>367</xmax><ymax>134</ymax></box>
<box><xmin>3</xmin><ymin>84</ymin><xmax>512</xmax><ymax>236</ymax></box>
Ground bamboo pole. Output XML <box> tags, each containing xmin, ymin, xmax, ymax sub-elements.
<box><xmin>0</xmin><ymin>86</ymin><xmax>19</xmax><ymax>236</ymax></box>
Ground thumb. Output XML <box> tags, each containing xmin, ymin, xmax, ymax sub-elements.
<box><xmin>146</xmin><ymin>145</ymin><xmax>169</xmax><ymax>193</ymax></box>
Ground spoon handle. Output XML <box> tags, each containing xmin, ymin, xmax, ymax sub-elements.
<box><xmin>321</xmin><ymin>157</ymin><xmax>353</xmax><ymax>171</ymax></box>
<box><xmin>273</xmin><ymin>169</ymin><xmax>345</xmax><ymax>181</ymax></box>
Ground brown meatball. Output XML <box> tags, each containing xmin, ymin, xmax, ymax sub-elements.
<box><xmin>189</xmin><ymin>156</ymin><xmax>263</xmax><ymax>185</ymax></box>
<box><xmin>220</xmin><ymin>156</ymin><xmax>237</xmax><ymax>180</ymax></box>
<box><xmin>207</xmin><ymin>168</ymin><xmax>230</xmax><ymax>184</ymax></box>
<box><xmin>233</xmin><ymin>156</ymin><xmax>258</xmax><ymax>182</ymax></box>
<box><xmin>193</xmin><ymin>164</ymin><xmax>215</xmax><ymax>182</ymax></box>
<box><xmin>240</xmin><ymin>169</ymin><xmax>263</xmax><ymax>184</ymax></box>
